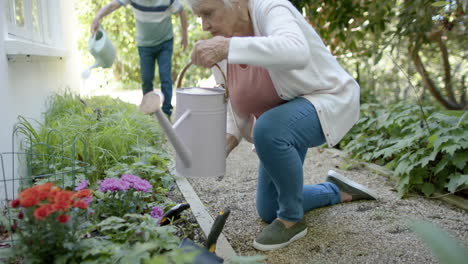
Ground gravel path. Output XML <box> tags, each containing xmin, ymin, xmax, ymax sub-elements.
<box><xmin>183</xmin><ymin>140</ymin><xmax>468</xmax><ymax>264</ymax></box>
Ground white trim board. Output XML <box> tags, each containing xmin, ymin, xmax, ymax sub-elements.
<box><xmin>173</xmin><ymin>175</ymin><xmax>237</xmax><ymax>260</ymax></box>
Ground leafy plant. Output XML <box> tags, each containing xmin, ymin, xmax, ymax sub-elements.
<box><xmin>17</xmin><ymin>92</ymin><xmax>167</xmax><ymax>184</ymax></box>
<box><xmin>8</xmin><ymin>183</ymin><xmax>93</xmax><ymax>263</ymax></box>
<box><xmin>340</xmin><ymin>102</ymin><xmax>467</xmax><ymax>197</ymax></box>
<box><xmin>54</xmin><ymin>214</ymin><xmax>190</xmax><ymax>264</ymax></box>
<box><xmin>92</xmin><ymin>174</ymin><xmax>153</xmax><ymax>218</ymax></box>
<box><xmin>300</xmin><ymin>0</ymin><xmax>467</xmax><ymax>110</ymax></box>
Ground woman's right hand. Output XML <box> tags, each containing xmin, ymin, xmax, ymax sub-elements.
<box><xmin>226</xmin><ymin>133</ymin><xmax>239</xmax><ymax>157</ymax></box>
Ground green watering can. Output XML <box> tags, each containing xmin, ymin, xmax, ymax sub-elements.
<box><xmin>81</xmin><ymin>26</ymin><xmax>116</xmax><ymax>79</ymax></box>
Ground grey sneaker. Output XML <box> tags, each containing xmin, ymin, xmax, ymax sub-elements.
<box><xmin>253</xmin><ymin>219</ymin><xmax>308</xmax><ymax>251</ymax></box>
<box><xmin>326</xmin><ymin>170</ymin><xmax>377</xmax><ymax>200</ymax></box>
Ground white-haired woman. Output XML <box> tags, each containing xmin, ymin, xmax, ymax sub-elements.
<box><xmin>188</xmin><ymin>0</ymin><xmax>377</xmax><ymax>251</ymax></box>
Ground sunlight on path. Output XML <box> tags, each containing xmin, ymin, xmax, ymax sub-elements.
<box><xmin>80</xmin><ymin>78</ymin><xmax>175</xmax><ymax>107</ymax></box>
<box><xmin>79</xmin><ymin>70</ymin><xmax>216</xmax><ymax>107</ymax></box>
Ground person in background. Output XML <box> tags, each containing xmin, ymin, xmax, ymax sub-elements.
<box><xmin>187</xmin><ymin>0</ymin><xmax>378</xmax><ymax>251</ymax></box>
<box><xmin>91</xmin><ymin>0</ymin><xmax>188</xmax><ymax>119</ymax></box>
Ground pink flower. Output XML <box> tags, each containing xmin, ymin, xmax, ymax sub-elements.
<box><xmin>74</xmin><ymin>180</ymin><xmax>89</xmax><ymax>191</ymax></box>
<box><xmin>98</xmin><ymin>178</ymin><xmax>131</xmax><ymax>192</ymax></box>
<box><xmin>121</xmin><ymin>174</ymin><xmax>152</xmax><ymax>192</ymax></box>
<box><xmin>150</xmin><ymin>206</ymin><xmax>164</xmax><ymax>219</ymax></box>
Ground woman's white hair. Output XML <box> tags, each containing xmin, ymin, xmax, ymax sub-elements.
<box><xmin>185</xmin><ymin>0</ymin><xmax>236</xmax><ymax>11</ymax></box>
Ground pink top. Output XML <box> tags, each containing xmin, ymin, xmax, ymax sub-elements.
<box><xmin>227</xmin><ymin>64</ymin><xmax>285</xmax><ymax>119</ymax></box>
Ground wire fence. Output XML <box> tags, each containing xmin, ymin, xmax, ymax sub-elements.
<box><xmin>0</xmin><ymin>122</ymin><xmax>90</xmax><ymax>249</ymax></box>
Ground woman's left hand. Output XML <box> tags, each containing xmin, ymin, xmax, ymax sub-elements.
<box><xmin>191</xmin><ymin>36</ymin><xmax>230</xmax><ymax>68</ymax></box>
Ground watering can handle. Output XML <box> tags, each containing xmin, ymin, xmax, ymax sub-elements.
<box><xmin>176</xmin><ymin>62</ymin><xmax>229</xmax><ymax>100</ymax></box>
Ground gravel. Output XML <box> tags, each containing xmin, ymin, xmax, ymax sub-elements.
<box><xmin>172</xmin><ymin>140</ymin><xmax>467</xmax><ymax>264</ymax></box>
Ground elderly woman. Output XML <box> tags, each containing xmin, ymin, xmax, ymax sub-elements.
<box><xmin>188</xmin><ymin>0</ymin><xmax>377</xmax><ymax>251</ymax></box>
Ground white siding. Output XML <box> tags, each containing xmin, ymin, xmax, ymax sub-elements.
<box><xmin>0</xmin><ymin>0</ymin><xmax>82</xmax><ymax>198</ymax></box>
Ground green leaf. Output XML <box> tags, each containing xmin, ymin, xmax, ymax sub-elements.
<box><xmin>432</xmin><ymin>1</ymin><xmax>449</xmax><ymax>7</ymax></box>
<box><xmin>452</xmin><ymin>151</ymin><xmax>468</xmax><ymax>170</ymax></box>
<box><xmin>442</xmin><ymin>144</ymin><xmax>462</xmax><ymax>156</ymax></box>
<box><xmin>434</xmin><ymin>157</ymin><xmax>449</xmax><ymax>175</ymax></box>
<box><xmin>445</xmin><ymin>174</ymin><xmax>468</xmax><ymax>193</ymax></box>
<box><xmin>417</xmin><ymin>150</ymin><xmax>437</xmax><ymax>167</ymax></box>
<box><xmin>395</xmin><ymin>160</ymin><xmax>416</xmax><ymax>176</ymax></box>
<box><xmin>410</xmin><ymin>173</ymin><xmax>424</xmax><ymax>185</ymax></box>
<box><xmin>428</xmin><ymin>134</ymin><xmax>438</xmax><ymax>146</ymax></box>
<box><xmin>397</xmin><ymin>174</ymin><xmax>410</xmax><ymax>198</ymax></box>
<box><xmin>410</xmin><ymin>220</ymin><xmax>468</xmax><ymax>264</ymax></box>
<box><xmin>421</xmin><ymin>183</ymin><xmax>435</xmax><ymax>197</ymax></box>
<box><xmin>433</xmin><ymin>136</ymin><xmax>452</xmax><ymax>151</ymax></box>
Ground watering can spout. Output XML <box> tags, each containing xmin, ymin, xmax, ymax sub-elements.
<box><xmin>140</xmin><ymin>91</ymin><xmax>192</xmax><ymax>168</ymax></box>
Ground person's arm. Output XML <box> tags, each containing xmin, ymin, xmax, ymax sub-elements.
<box><xmin>178</xmin><ymin>9</ymin><xmax>188</xmax><ymax>50</ymax></box>
<box><xmin>91</xmin><ymin>0</ymin><xmax>123</xmax><ymax>34</ymax></box>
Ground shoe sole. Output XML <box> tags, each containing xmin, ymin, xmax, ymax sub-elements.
<box><xmin>252</xmin><ymin>228</ymin><xmax>308</xmax><ymax>251</ymax></box>
<box><xmin>327</xmin><ymin>170</ymin><xmax>378</xmax><ymax>200</ymax></box>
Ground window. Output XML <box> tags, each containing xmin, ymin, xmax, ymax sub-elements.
<box><xmin>4</xmin><ymin>0</ymin><xmax>54</xmax><ymax>45</ymax></box>
<box><xmin>4</xmin><ymin>0</ymin><xmax>65</xmax><ymax>56</ymax></box>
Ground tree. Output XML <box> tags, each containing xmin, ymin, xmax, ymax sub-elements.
<box><xmin>295</xmin><ymin>0</ymin><xmax>467</xmax><ymax>109</ymax></box>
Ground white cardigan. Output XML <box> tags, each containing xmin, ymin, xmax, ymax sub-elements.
<box><xmin>212</xmin><ymin>0</ymin><xmax>360</xmax><ymax>147</ymax></box>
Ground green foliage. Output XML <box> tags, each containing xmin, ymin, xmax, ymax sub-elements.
<box><xmin>92</xmin><ymin>188</ymin><xmax>150</xmax><ymax>219</ymax></box>
<box><xmin>410</xmin><ymin>220</ymin><xmax>468</xmax><ymax>264</ymax></box>
<box><xmin>301</xmin><ymin>0</ymin><xmax>467</xmax><ymax>109</ymax></box>
<box><xmin>57</xmin><ymin>214</ymin><xmax>191</xmax><ymax>264</ymax></box>
<box><xmin>341</xmin><ymin>101</ymin><xmax>467</xmax><ymax>197</ymax></box>
<box><xmin>301</xmin><ymin>1</ymin><xmax>397</xmax><ymax>58</ymax></box>
<box><xmin>97</xmin><ymin>214</ymin><xmax>179</xmax><ymax>245</ymax></box>
<box><xmin>17</xmin><ymin>91</ymin><xmax>167</xmax><ymax>184</ymax></box>
<box><xmin>75</xmin><ymin>0</ymin><xmax>212</xmax><ymax>88</ymax></box>
<box><xmin>105</xmin><ymin>145</ymin><xmax>174</xmax><ymax>189</ymax></box>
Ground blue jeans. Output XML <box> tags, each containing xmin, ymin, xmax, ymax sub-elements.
<box><xmin>254</xmin><ymin>97</ymin><xmax>341</xmax><ymax>223</ymax></box>
<box><xmin>138</xmin><ymin>38</ymin><xmax>174</xmax><ymax>116</ymax></box>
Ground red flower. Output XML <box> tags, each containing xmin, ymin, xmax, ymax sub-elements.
<box><xmin>48</xmin><ymin>186</ymin><xmax>61</xmax><ymax>203</ymax></box>
<box><xmin>10</xmin><ymin>199</ymin><xmax>20</xmax><ymax>208</ymax></box>
<box><xmin>33</xmin><ymin>205</ymin><xmax>54</xmax><ymax>220</ymax></box>
<box><xmin>34</xmin><ymin>182</ymin><xmax>53</xmax><ymax>201</ymax></box>
<box><xmin>18</xmin><ymin>211</ymin><xmax>24</xmax><ymax>219</ymax></box>
<box><xmin>53</xmin><ymin>191</ymin><xmax>74</xmax><ymax>210</ymax></box>
<box><xmin>19</xmin><ymin>188</ymin><xmax>39</xmax><ymax>207</ymax></box>
<box><xmin>57</xmin><ymin>214</ymin><xmax>70</xmax><ymax>224</ymax></box>
<box><xmin>73</xmin><ymin>200</ymin><xmax>88</xmax><ymax>209</ymax></box>
<box><xmin>74</xmin><ymin>189</ymin><xmax>92</xmax><ymax>198</ymax></box>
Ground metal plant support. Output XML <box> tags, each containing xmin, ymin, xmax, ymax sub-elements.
<box><xmin>0</xmin><ymin>120</ymin><xmax>90</xmax><ymax>249</ymax></box>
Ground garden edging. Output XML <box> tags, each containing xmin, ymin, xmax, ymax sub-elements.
<box><xmin>172</xmin><ymin>173</ymin><xmax>237</xmax><ymax>260</ymax></box>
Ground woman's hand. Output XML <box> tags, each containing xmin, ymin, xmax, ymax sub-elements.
<box><xmin>191</xmin><ymin>36</ymin><xmax>230</xmax><ymax>68</ymax></box>
<box><xmin>226</xmin><ymin>133</ymin><xmax>239</xmax><ymax>157</ymax></box>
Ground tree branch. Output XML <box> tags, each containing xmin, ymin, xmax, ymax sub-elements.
<box><xmin>411</xmin><ymin>49</ymin><xmax>462</xmax><ymax>110</ymax></box>
<box><xmin>434</xmin><ymin>33</ymin><xmax>457</xmax><ymax>103</ymax></box>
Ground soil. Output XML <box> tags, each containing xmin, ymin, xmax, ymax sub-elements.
<box><xmin>170</xmin><ymin>140</ymin><xmax>468</xmax><ymax>264</ymax></box>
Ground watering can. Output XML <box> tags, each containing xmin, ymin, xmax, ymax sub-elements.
<box><xmin>139</xmin><ymin>63</ymin><xmax>228</xmax><ymax>178</ymax></box>
<box><xmin>81</xmin><ymin>26</ymin><xmax>116</xmax><ymax>79</ymax></box>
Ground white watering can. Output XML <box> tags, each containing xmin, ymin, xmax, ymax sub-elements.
<box><xmin>81</xmin><ymin>26</ymin><xmax>116</xmax><ymax>79</ymax></box>
<box><xmin>139</xmin><ymin>63</ymin><xmax>228</xmax><ymax>178</ymax></box>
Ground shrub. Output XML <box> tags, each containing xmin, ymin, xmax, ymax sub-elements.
<box><xmin>340</xmin><ymin>102</ymin><xmax>467</xmax><ymax>197</ymax></box>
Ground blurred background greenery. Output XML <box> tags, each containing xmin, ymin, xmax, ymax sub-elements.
<box><xmin>76</xmin><ymin>0</ymin><xmax>467</xmax><ymax>110</ymax></box>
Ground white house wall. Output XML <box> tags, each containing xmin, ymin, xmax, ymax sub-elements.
<box><xmin>0</xmin><ymin>1</ymin><xmax>81</xmax><ymax>153</ymax></box>
<box><xmin>0</xmin><ymin>1</ymin><xmax>82</xmax><ymax>199</ymax></box>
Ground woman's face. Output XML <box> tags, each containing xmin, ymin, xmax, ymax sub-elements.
<box><xmin>193</xmin><ymin>0</ymin><xmax>238</xmax><ymax>37</ymax></box>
